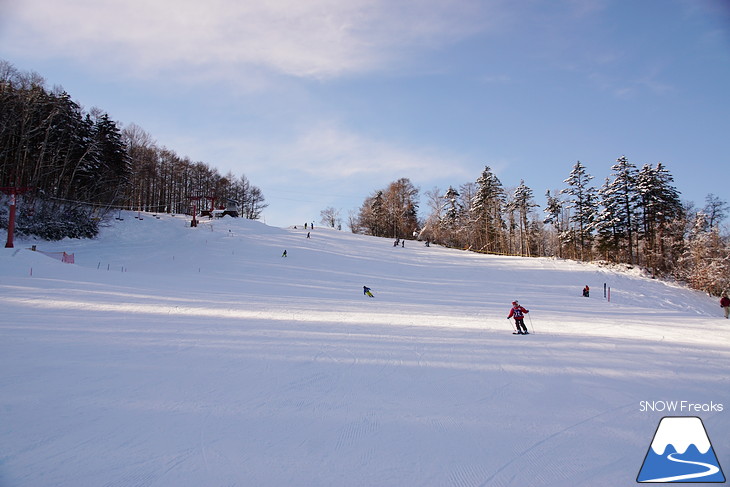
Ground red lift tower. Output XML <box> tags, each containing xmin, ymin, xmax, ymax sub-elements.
<box><xmin>1</xmin><ymin>185</ymin><xmax>33</xmax><ymax>248</ymax></box>
<box><xmin>187</xmin><ymin>195</ymin><xmax>202</xmax><ymax>227</ymax></box>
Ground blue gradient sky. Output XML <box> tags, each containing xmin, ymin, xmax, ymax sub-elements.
<box><xmin>1</xmin><ymin>0</ymin><xmax>728</xmax><ymax>227</ymax></box>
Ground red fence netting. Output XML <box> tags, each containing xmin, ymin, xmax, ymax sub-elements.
<box><xmin>34</xmin><ymin>250</ymin><xmax>75</xmax><ymax>264</ymax></box>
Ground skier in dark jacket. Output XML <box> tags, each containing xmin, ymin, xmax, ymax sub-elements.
<box><xmin>363</xmin><ymin>286</ymin><xmax>374</xmax><ymax>298</ymax></box>
<box><xmin>721</xmin><ymin>293</ymin><xmax>730</xmax><ymax>319</ymax></box>
<box><xmin>508</xmin><ymin>301</ymin><xmax>530</xmax><ymax>334</ymax></box>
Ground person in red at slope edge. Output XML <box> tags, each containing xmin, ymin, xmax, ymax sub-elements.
<box><xmin>508</xmin><ymin>300</ymin><xmax>530</xmax><ymax>334</ymax></box>
<box><xmin>720</xmin><ymin>293</ymin><xmax>730</xmax><ymax>319</ymax></box>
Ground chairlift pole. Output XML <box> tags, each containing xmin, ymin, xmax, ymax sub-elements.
<box><xmin>187</xmin><ymin>196</ymin><xmax>202</xmax><ymax>227</ymax></box>
<box><xmin>1</xmin><ymin>185</ymin><xmax>33</xmax><ymax>248</ymax></box>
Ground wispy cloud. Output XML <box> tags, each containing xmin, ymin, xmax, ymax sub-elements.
<box><xmin>587</xmin><ymin>60</ymin><xmax>678</xmax><ymax>100</ymax></box>
<box><xmin>2</xmin><ymin>0</ymin><xmax>494</xmax><ymax>81</ymax></box>
<box><xmin>283</xmin><ymin>123</ymin><xmax>470</xmax><ymax>181</ymax></box>
<box><xmin>162</xmin><ymin>120</ymin><xmax>471</xmax><ymax>188</ymax></box>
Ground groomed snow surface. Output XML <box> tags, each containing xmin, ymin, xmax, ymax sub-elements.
<box><xmin>1</xmin><ymin>213</ymin><xmax>727</xmax><ymax>487</ymax></box>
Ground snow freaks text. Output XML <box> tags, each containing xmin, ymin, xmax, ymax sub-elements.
<box><xmin>639</xmin><ymin>401</ymin><xmax>724</xmax><ymax>413</ymax></box>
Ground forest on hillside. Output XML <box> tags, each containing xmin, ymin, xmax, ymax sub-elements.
<box><xmin>2</xmin><ymin>60</ymin><xmax>727</xmax><ymax>296</ymax></box>
<box><xmin>0</xmin><ymin>60</ymin><xmax>266</xmax><ymax>240</ymax></box>
<box><xmin>351</xmin><ymin>163</ymin><xmax>729</xmax><ymax>296</ymax></box>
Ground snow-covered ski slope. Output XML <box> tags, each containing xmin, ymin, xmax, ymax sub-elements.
<box><xmin>1</xmin><ymin>213</ymin><xmax>728</xmax><ymax>487</ymax></box>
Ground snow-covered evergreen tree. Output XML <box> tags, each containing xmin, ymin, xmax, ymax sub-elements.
<box><xmin>439</xmin><ymin>186</ymin><xmax>463</xmax><ymax>247</ymax></box>
<box><xmin>560</xmin><ymin>161</ymin><xmax>598</xmax><ymax>261</ymax></box>
<box><xmin>635</xmin><ymin>162</ymin><xmax>684</xmax><ymax>275</ymax></box>
<box><xmin>472</xmin><ymin>166</ymin><xmax>506</xmax><ymax>253</ymax></box>
<box><xmin>511</xmin><ymin>180</ymin><xmax>539</xmax><ymax>256</ymax></box>
<box><xmin>595</xmin><ymin>156</ymin><xmax>640</xmax><ymax>264</ymax></box>
<box><xmin>442</xmin><ymin>186</ymin><xmax>461</xmax><ymax>227</ymax></box>
<box><xmin>458</xmin><ymin>182</ymin><xmax>479</xmax><ymax>249</ymax></box>
<box><xmin>543</xmin><ymin>189</ymin><xmax>568</xmax><ymax>258</ymax></box>
<box><xmin>77</xmin><ymin>112</ymin><xmax>131</xmax><ymax>205</ymax></box>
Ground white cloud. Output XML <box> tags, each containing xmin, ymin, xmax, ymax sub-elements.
<box><xmin>163</xmin><ymin>121</ymin><xmax>470</xmax><ymax>188</ymax></box>
<box><xmin>2</xmin><ymin>0</ymin><xmax>494</xmax><ymax>80</ymax></box>
<box><xmin>284</xmin><ymin>123</ymin><xmax>468</xmax><ymax>181</ymax></box>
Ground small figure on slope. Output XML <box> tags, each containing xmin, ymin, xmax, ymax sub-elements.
<box><xmin>281</xmin><ymin>250</ymin><xmax>287</xmax><ymax>257</ymax></box>
<box><xmin>582</xmin><ymin>285</ymin><xmax>590</xmax><ymax>297</ymax></box>
<box><xmin>508</xmin><ymin>300</ymin><xmax>530</xmax><ymax>334</ymax></box>
<box><xmin>363</xmin><ymin>286</ymin><xmax>374</xmax><ymax>298</ymax></box>
<box><xmin>721</xmin><ymin>292</ymin><xmax>730</xmax><ymax>319</ymax></box>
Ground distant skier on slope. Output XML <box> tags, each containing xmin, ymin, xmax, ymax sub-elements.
<box><xmin>508</xmin><ymin>300</ymin><xmax>529</xmax><ymax>334</ymax></box>
<box><xmin>363</xmin><ymin>286</ymin><xmax>374</xmax><ymax>298</ymax></box>
<box><xmin>583</xmin><ymin>285</ymin><xmax>590</xmax><ymax>297</ymax></box>
<box><xmin>721</xmin><ymin>293</ymin><xmax>730</xmax><ymax>319</ymax></box>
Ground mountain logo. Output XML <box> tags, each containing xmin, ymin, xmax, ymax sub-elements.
<box><xmin>637</xmin><ymin>416</ymin><xmax>725</xmax><ymax>483</ymax></box>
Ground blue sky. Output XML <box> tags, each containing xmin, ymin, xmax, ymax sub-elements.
<box><xmin>1</xmin><ymin>0</ymin><xmax>728</xmax><ymax>228</ymax></box>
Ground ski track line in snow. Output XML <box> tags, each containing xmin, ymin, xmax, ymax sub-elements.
<box><xmin>477</xmin><ymin>400</ymin><xmax>636</xmax><ymax>487</ymax></box>
<box><xmin>334</xmin><ymin>411</ymin><xmax>380</xmax><ymax>450</ymax></box>
<box><xmin>101</xmin><ymin>448</ymin><xmax>195</xmax><ymax>487</ymax></box>
<box><xmin>449</xmin><ymin>462</ymin><xmax>492</xmax><ymax>487</ymax></box>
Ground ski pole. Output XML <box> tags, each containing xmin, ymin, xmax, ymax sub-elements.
<box><xmin>507</xmin><ymin>317</ymin><xmax>517</xmax><ymax>333</ymax></box>
<box><xmin>528</xmin><ymin>313</ymin><xmax>535</xmax><ymax>335</ymax></box>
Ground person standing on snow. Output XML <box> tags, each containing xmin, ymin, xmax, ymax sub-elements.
<box><xmin>721</xmin><ymin>293</ymin><xmax>730</xmax><ymax>319</ymax></box>
<box><xmin>508</xmin><ymin>300</ymin><xmax>530</xmax><ymax>334</ymax></box>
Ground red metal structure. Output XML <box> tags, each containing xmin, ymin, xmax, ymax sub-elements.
<box><xmin>187</xmin><ymin>195</ymin><xmax>202</xmax><ymax>227</ymax></box>
<box><xmin>1</xmin><ymin>186</ymin><xmax>33</xmax><ymax>248</ymax></box>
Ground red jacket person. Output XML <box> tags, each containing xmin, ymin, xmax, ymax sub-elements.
<box><xmin>508</xmin><ymin>301</ymin><xmax>530</xmax><ymax>334</ymax></box>
<box><xmin>721</xmin><ymin>293</ymin><xmax>730</xmax><ymax>319</ymax></box>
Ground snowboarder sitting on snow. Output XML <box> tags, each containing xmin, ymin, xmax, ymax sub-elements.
<box><xmin>508</xmin><ymin>301</ymin><xmax>529</xmax><ymax>334</ymax></box>
<box><xmin>582</xmin><ymin>285</ymin><xmax>590</xmax><ymax>297</ymax></box>
<box><xmin>363</xmin><ymin>286</ymin><xmax>374</xmax><ymax>298</ymax></box>
<box><xmin>721</xmin><ymin>293</ymin><xmax>730</xmax><ymax>319</ymax></box>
